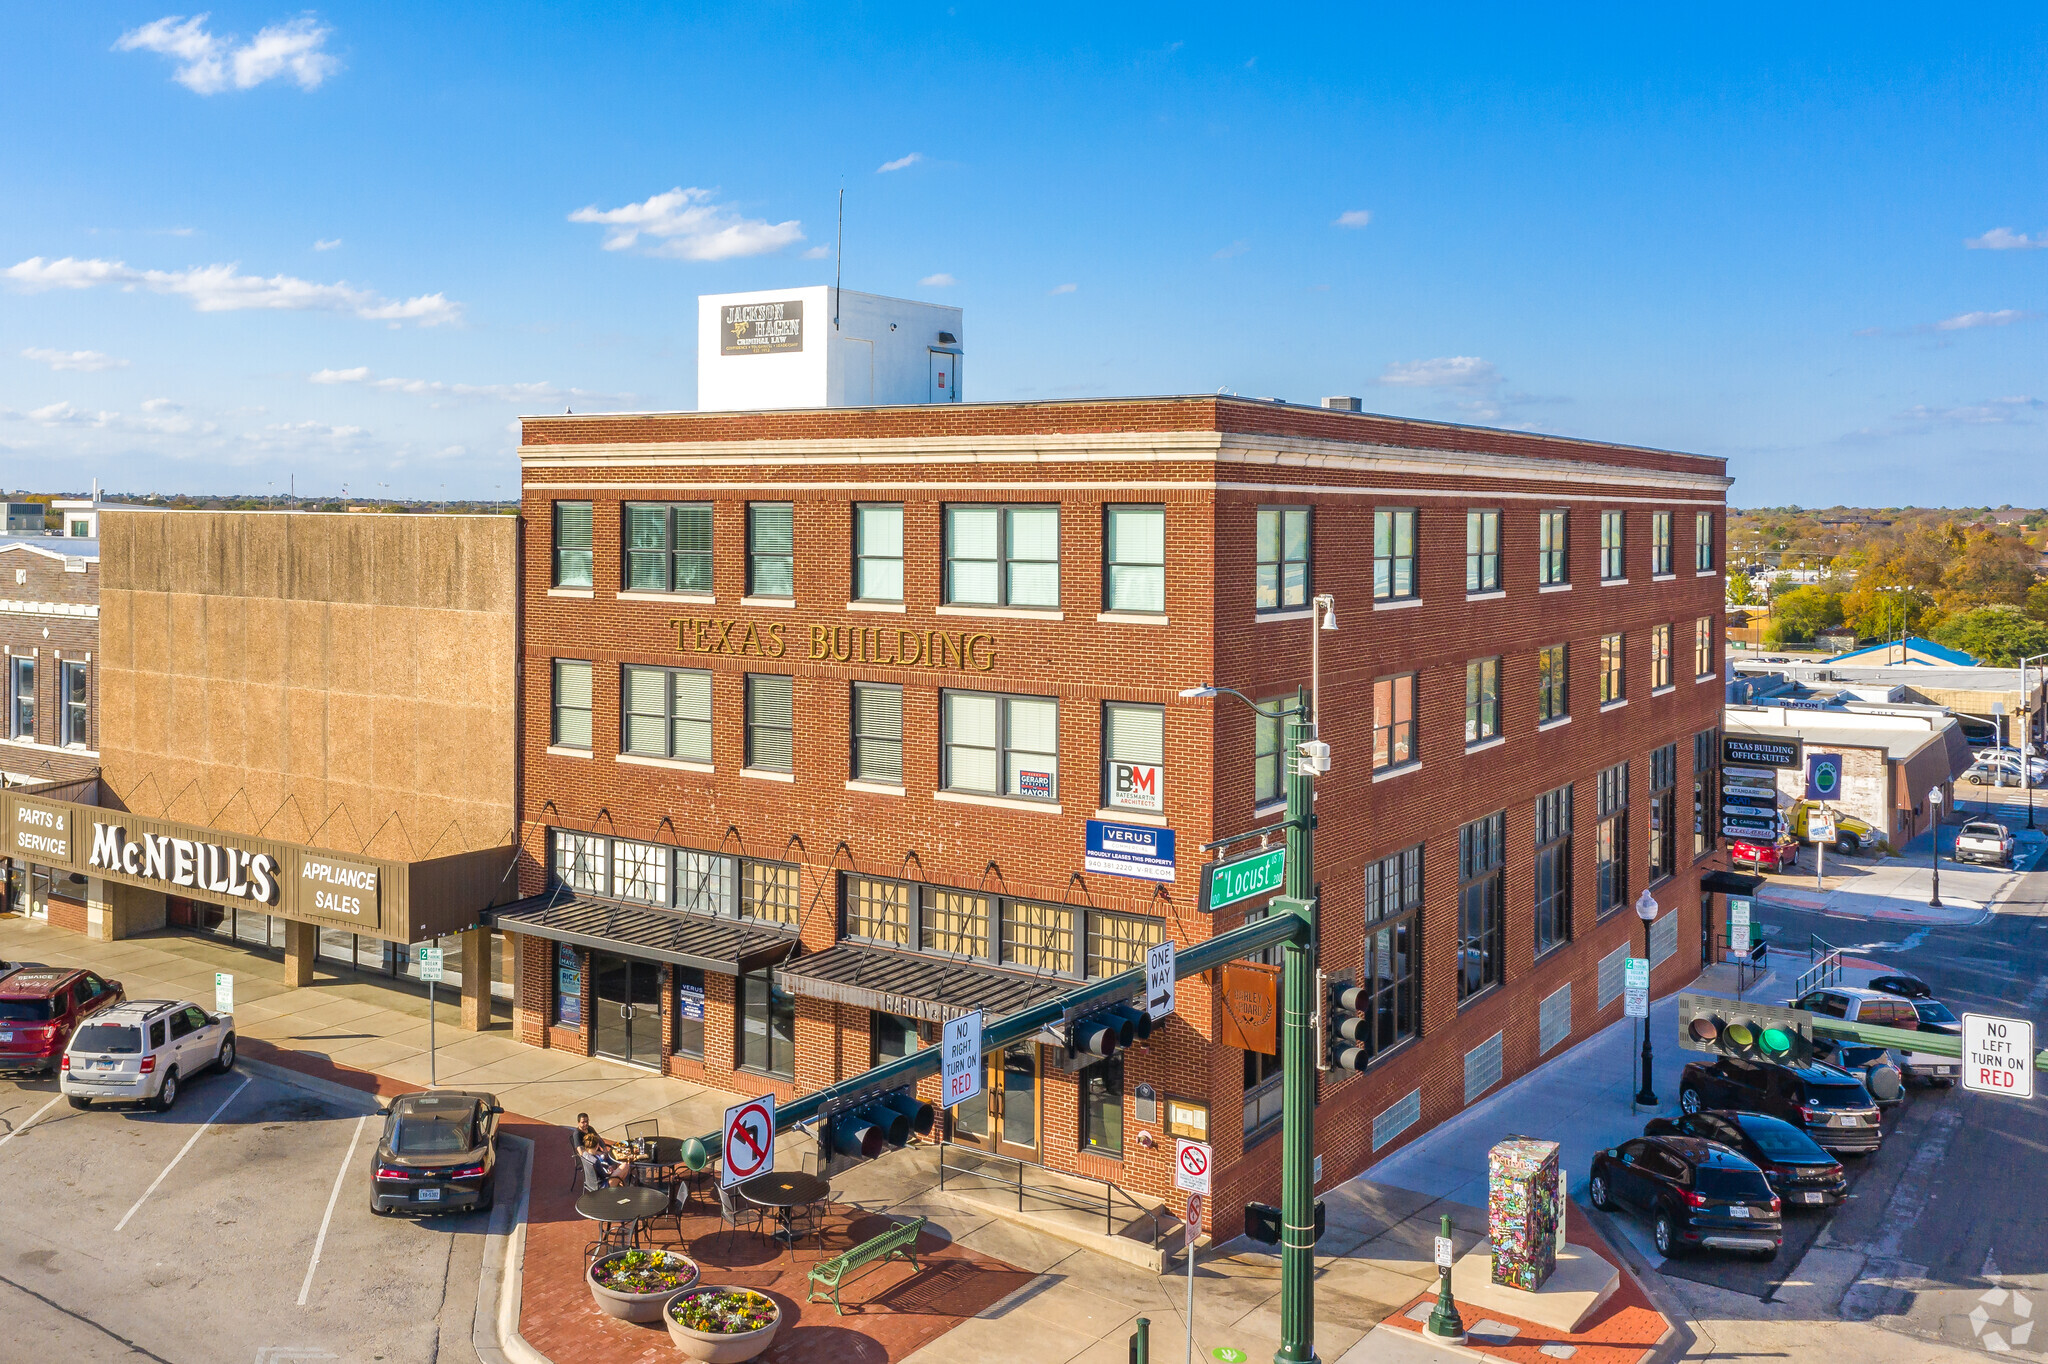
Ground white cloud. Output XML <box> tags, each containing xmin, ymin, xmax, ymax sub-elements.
<box><xmin>1934</xmin><ymin>308</ymin><xmax>2034</xmax><ymax>331</ymax></box>
<box><xmin>919</xmin><ymin>273</ymin><xmax>957</xmax><ymax>287</ymax></box>
<box><xmin>3</xmin><ymin>256</ymin><xmax>459</xmax><ymax>325</ymax></box>
<box><xmin>568</xmin><ymin>187</ymin><xmax>803</xmax><ymax>261</ymax></box>
<box><xmin>800</xmin><ymin>245</ymin><xmax>832</xmax><ymax>259</ymax></box>
<box><xmin>313</xmin><ymin>238</ymin><xmax>342</xmax><ymax>251</ymax></box>
<box><xmin>115</xmin><ymin>13</ymin><xmax>339</xmax><ymax>95</ymax></box>
<box><xmin>877</xmin><ymin>152</ymin><xmax>924</xmax><ymax>173</ymax></box>
<box><xmin>23</xmin><ymin>347</ymin><xmax>128</xmax><ymax>372</ymax></box>
<box><xmin>1333</xmin><ymin>210</ymin><xmax>1373</xmax><ymax>228</ymax></box>
<box><xmin>1212</xmin><ymin>240</ymin><xmax>1250</xmax><ymax>260</ymax></box>
<box><xmin>1893</xmin><ymin>396</ymin><xmax>2043</xmax><ymax>426</ymax></box>
<box><xmin>1049</xmin><ymin>283</ymin><xmax>1078</xmax><ymax>295</ymax></box>
<box><xmin>1965</xmin><ymin>227</ymin><xmax>2048</xmax><ymax>251</ymax></box>
<box><xmin>1376</xmin><ymin>356</ymin><xmax>1500</xmax><ymax>388</ymax></box>
<box><xmin>141</xmin><ymin>398</ymin><xmax>182</xmax><ymax>412</ymax></box>
<box><xmin>307</xmin><ymin>366</ymin><xmax>611</xmax><ymax>404</ymax></box>
<box><xmin>9</xmin><ymin>400</ymin><xmax>213</xmax><ymax>436</ymax></box>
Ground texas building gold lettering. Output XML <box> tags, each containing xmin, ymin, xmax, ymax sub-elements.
<box><xmin>668</xmin><ymin>617</ymin><xmax>789</xmax><ymax>658</ymax></box>
<box><xmin>807</xmin><ymin>625</ymin><xmax>996</xmax><ymax>671</ymax></box>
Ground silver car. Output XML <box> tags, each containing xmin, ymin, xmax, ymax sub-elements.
<box><xmin>61</xmin><ymin>999</ymin><xmax>236</xmax><ymax>1111</ymax></box>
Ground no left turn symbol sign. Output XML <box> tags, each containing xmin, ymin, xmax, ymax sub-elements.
<box><xmin>721</xmin><ymin>1094</ymin><xmax>776</xmax><ymax>1188</ymax></box>
<box><xmin>1176</xmin><ymin>1138</ymin><xmax>1212</xmax><ymax>1195</ymax></box>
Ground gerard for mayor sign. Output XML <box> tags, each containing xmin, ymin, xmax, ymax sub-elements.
<box><xmin>721</xmin><ymin>299</ymin><xmax>804</xmax><ymax>354</ymax></box>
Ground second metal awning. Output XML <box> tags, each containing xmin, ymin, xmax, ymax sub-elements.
<box><xmin>1701</xmin><ymin>870</ymin><xmax>1768</xmax><ymax>895</ymax></box>
<box><xmin>776</xmin><ymin>942</ymin><xmax>1078</xmax><ymax>1024</ymax></box>
<box><xmin>491</xmin><ymin>891</ymin><xmax>799</xmax><ymax>975</ymax></box>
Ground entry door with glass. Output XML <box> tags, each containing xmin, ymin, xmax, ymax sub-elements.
<box><xmin>952</xmin><ymin>1042</ymin><xmax>1039</xmax><ymax>1162</ymax></box>
<box><xmin>591</xmin><ymin>954</ymin><xmax>663</xmax><ymax>1068</ymax></box>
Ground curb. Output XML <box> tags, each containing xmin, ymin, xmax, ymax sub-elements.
<box><xmin>237</xmin><ymin>1055</ymin><xmax>384</xmax><ymax>1114</ymax></box>
<box><xmin>1575</xmin><ymin>1201</ymin><xmax>1695</xmax><ymax>1364</ymax></box>
<box><xmin>475</xmin><ymin>1135</ymin><xmax>550</xmax><ymax>1364</ymax></box>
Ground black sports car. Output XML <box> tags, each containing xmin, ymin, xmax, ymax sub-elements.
<box><xmin>1645</xmin><ymin>1110</ymin><xmax>1848</xmax><ymax>1207</ymax></box>
<box><xmin>370</xmin><ymin>1090</ymin><xmax>503</xmax><ymax>1216</ymax></box>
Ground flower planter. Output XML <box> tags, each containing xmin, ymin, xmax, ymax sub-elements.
<box><xmin>586</xmin><ymin>1249</ymin><xmax>700</xmax><ymax>1324</ymax></box>
<box><xmin>663</xmin><ymin>1286</ymin><xmax>782</xmax><ymax>1362</ymax></box>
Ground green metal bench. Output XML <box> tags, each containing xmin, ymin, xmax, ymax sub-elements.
<box><xmin>805</xmin><ymin>1215</ymin><xmax>926</xmax><ymax>1315</ymax></box>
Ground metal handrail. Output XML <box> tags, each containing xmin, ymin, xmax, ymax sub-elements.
<box><xmin>1714</xmin><ymin>934</ymin><xmax>1767</xmax><ymax>997</ymax></box>
<box><xmin>937</xmin><ymin>1141</ymin><xmax>1168</xmax><ymax>1248</ymax></box>
<box><xmin>1794</xmin><ymin>946</ymin><xmax>1842</xmax><ymax>998</ymax></box>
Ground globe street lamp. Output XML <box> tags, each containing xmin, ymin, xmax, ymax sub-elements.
<box><xmin>1927</xmin><ymin>786</ymin><xmax>1944</xmax><ymax>908</ymax></box>
<box><xmin>1634</xmin><ymin>890</ymin><xmax>1660</xmax><ymax>1106</ymax></box>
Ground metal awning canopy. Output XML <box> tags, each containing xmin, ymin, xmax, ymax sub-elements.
<box><xmin>491</xmin><ymin>891</ymin><xmax>797</xmax><ymax>974</ymax></box>
<box><xmin>776</xmin><ymin>942</ymin><xmax>1076</xmax><ymax>1024</ymax></box>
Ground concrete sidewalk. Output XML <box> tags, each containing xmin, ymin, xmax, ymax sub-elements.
<box><xmin>1745</xmin><ymin>824</ymin><xmax>2044</xmax><ymax>923</ymax></box>
<box><xmin>0</xmin><ymin>914</ymin><xmax>1470</xmax><ymax>1364</ymax></box>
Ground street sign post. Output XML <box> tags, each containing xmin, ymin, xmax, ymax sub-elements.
<box><xmin>1146</xmin><ymin>940</ymin><xmax>1177</xmax><ymax>1022</ymax></box>
<box><xmin>1183</xmin><ymin>1190</ymin><xmax>1205</xmax><ymax>1364</ymax></box>
<box><xmin>1962</xmin><ymin>1014</ymin><xmax>2037</xmax><ymax>1099</ymax></box>
<box><xmin>1623</xmin><ymin>957</ymin><xmax>1650</xmax><ymax>1018</ymax></box>
<box><xmin>214</xmin><ymin>972</ymin><xmax>233</xmax><ymax>1014</ymax></box>
<box><xmin>941</xmin><ymin>1011</ymin><xmax>984</xmax><ymax>1109</ymax></box>
<box><xmin>721</xmin><ymin>1095</ymin><xmax>777</xmax><ymax>1187</ymax></box>
<box><xmin>419</xmin><ymin>946</ymin><xmax>444</xmax><ymax>1085</ymax></box>
<box><xmin>1198</xmin><ymin>847</ymin><xmax>1285</xmax><ymax>914</ymax></box>
<box><xmin>1174</xmin><ymin>1138</ymin><xmax>1213</xmax><ymax>1195</ymax></box>
<box><xmin>1728</xmin><ymin>898</ymin><xmax>1752</xmax><ymax>956</ymax></box>
<box><xmin>1805</xmin><ymin>753</ymin><xmax>1843</xmax><ymax>801</ymax></box>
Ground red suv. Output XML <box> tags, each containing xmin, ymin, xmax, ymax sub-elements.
<box><xmin>0</xmin><ymin>967</ymin><xmax>125</xmax><ymax>1075</ymax></box>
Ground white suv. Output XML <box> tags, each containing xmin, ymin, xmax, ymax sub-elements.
<box><xmin>61</xmin><ymin>999</ymin><xmax>235</xmax><ymax>1111</ymax></box>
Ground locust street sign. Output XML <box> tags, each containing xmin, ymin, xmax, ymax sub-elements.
<box><xmin>1199</xmin><ymin>847</ymin><xmax>1285</xmax><ymax>914</ymax></box>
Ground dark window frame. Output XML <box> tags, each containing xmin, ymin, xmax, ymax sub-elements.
<box><xmin>1600</xmin><ymin>510</ymin><xmax>1626</xmax><ymax>581</ymax></box>
<box><xmin>1080</xmin><ymin>1051</ymin><xmax>1124</xmax><ymax>1157</ymax></box>
<box><xmin>550</xmin><ymin>658</ymin><xmax>592</xmax><ymax>750</ymax></box>
<box><xmin>1257</xmin><ymin>505</ymin><xmax>1313</xmax><ymax>613</ymax></box>
<box><xmin>60</xmin><ymin>659</ymin><xmax>88</xmax><ymax>747</ymax></box>
<box><xmin>1372</xmin><ymin>507</ymin><xmax>1416</xmax><ymax>602</ymax></box>
<box><xmin>1534</xmin><ymin>784</ymin><xmax>1573</xmax><ymax>958</ymax></box>
<box><xmin>744</xmin><ymin>673</ymin><xmax>794</xmax><ymax>773</ymax></box>
<box><xmin>1600</xmin><ymin>633</ymin><xmax>1625</xmax><ymax>705</ymax></box>
<box><xmin>1457</xmin><ymin>811</ymin><xmax>1507</xmax><ymax>1004</ymax></box>
<box><xmin>1104</xmin><ymin>504</ymin><xmax>1167</xmax><ymax>614</ymax></box>
<box><xmin>853</xmin><ymin>502</ymin><xmax>905</xmax><ymax>603</ymax></box>
<box><xmin>1538</xmin><ymin>643</ymin><xmax>1569</xmax><ymax>723</ymax></box>
<box><xmin>1466</xmin><ymin>509</ymin><xmax>1501</xmax><ymax>593</ymax></box>
<box><xmin>1538</xmin><ymin>509</ymin><xmax>1569</xmax><ymax>586</ymax></box>
<box><xmin>1651</xmin><ymin>623</ymin><xmax>1673</xmax><ymax>690</ymax></box>
<box><xmin>1372</xmin><ymin>673</ymin><xmax>1418</xmax><ymax>771</ymax></box>
<box><xmin>1465</xmin><ymin>656</ymin><xmax>1501</xmax><ymax>745</ymax></box>
<box><xmin>551</xmin><ymin>500</ymin><xmax>593</xmax><ymax>588</ymax></box>
<box><xmin>737</xmin><ymin>967</ymin><xmax>795</xmax><ymax>1079</ymax></box>
<box><xmin>944</xmin><ymin>503</ymin><xmax>1061</xmax><ymax>608</ymax></box>
<box><xmin>851</xmin><ymin>681</ymin><xmax>905</xmax><ymax>785</ymax></box>
<box><xmin>746</xmin><ymin>501</ymin><xmax>795</xmax><ymax>598</ymax></box>
<box><xmin>622</xmin><ymin>501</ymin><xmax>713</xmax><ymax>594</ymax></box>
<box><xmin>1651</xmin><ymin>510</ymin><xmax>1673</xmax><ymax>576</ymax></box>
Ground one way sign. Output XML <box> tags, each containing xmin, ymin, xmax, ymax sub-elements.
<box><xmin>1146</xmin><ymin>940</ymin><xmax>1176</xmax><ymax>1022</ymax></box>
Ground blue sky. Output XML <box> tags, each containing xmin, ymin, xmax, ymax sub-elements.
<box><xmin>3</xmin><ymin>4</ymin><xmax>2043</xmax><ymax>504</ymax></box>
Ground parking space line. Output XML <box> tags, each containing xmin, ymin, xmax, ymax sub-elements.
<box><xmin>114</xmin><ymin>1076</ymin><xmax>252</xmax><ymax>1233</ymax></box>
<box><xmin>298</xmin><ymin>1114</ymin><xmax>368</xmax><ymax>1307</ymax></box>
<box><xmin>0</xmin><ymin>1095</ymin><xmax>63</xmax><ymax>1151</ymax></box>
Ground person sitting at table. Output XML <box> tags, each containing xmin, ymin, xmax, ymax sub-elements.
<box><xmin>574</xmin><ymin>1113</ymin><xmax>614</xmax><ymax>1153</ymax></box>
<box><xmin>581</xmin><ymin>1131</ymin><xmax>627</xmax><ymax>1186</ymax></box>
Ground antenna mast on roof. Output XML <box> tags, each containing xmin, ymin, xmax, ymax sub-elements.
<box><xmin>833</xmin><ymin>184</ymin><xmax>844</xmax><ymax>330</ymax></box>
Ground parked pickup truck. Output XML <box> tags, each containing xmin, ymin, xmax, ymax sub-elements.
<box><xmin>1788</xmin><ymin>801</ymin><xmax>1879</xmax><ymax>854</ymax></box>
<box><xmin>1954</xmin><ymin>821</ymin><xmax>2014</xmax><ymax>867</ymax></box>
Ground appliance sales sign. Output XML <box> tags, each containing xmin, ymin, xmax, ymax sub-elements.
<box><xmin>1085</xmin><ymin>820</ymin><xmax>1177</xmax><ymax>883</ymax></box>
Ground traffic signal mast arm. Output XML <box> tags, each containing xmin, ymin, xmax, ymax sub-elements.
<box><xmin>682</xmin><ymin>903</ymin><xmax>1310</xmax><ymax>1165</ymax></box>
<box><xmin>1815</xmin><ymin>1019</ymin><xmax>2048</xmax><ymax>1069</ymax></box>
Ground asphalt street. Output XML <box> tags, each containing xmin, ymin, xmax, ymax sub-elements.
<box><xmin>0</xmin><ymin>1062</ymin><xmax>491</xmax><ymax>1364</ymax></box>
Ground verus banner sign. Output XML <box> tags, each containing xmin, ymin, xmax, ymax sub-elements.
<box><xmin>89</xmin><ymin>823</ymin><xmax>282</xmax><ymax>905</ymax></box>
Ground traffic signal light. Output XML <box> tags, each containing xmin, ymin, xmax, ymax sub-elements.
<box><xmin>1067</xmin><ymin>1003</ymin><xmax>1151</xmax><ymax>1060</ymax></box>
<box><xmin>1677</xmin><ymin>993</ymin><xmax>1814</xmax><ymax>1066</ymax></box>
<box><xmin>1245</xmin><ymin>1200</ymin><xmax>1327</xmax><ymax>1246</ymax></box>
<box><xmin>1323</xmin><ymin>975</ymin><xmax>1368</xmax><ymax>1072</ymax></box>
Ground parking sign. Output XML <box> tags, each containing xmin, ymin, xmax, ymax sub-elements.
<box><xmin>1623</xmin><ymin>957</ymin><xmax>1649</xmax><ymax>1018</ymax></box>
<box><xmin>1728</xmin><ymin>897</ymin><xmax>1752</xmax><ymax>955</ymax></box>
<box><xmin>942</xmin><ymin>1010</ymin><xmax>984</xmax><ymax>1109</ymax></box>
<box><xmin>1175</xmin><ymin>1139</ymin><xmax>1212</xmax><ymax>1195</ymax></box>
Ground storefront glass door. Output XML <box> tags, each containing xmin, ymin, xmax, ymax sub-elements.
<box><xmin>591</xmin><ymin>953</ymin><xmax>662</xmax><ymax>1069</ymax></box>
<box><xmin>953</xmin><ymin>1043</ymin><xmax>1040</xmax><ymax>1162</ymax></box>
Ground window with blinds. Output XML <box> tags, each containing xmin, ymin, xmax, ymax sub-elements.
<box><xmin>742</xmin><ymin>861</ymin><xmax>800</xmax><ymax>925</ymax></box>
<box><xmin>1601</xmin><ymin>510</ymin><xmax>1626</xmax><ymax>580</ymax></box>
<box><xmin>921</xmin><ymin>888</ymin><xmax>990</xmax><ymax>958</ymax></box>
<box><xmin>944</xmin><ymin>691</ymin><xmax>1057</xmax><ymax>800</ymax></box>
<box><xmin>551</xmin><ymin>659</ymin><xmax>592</xmax><ymax>748</ymax></box>
<box><xmin>552</xmin><ymin>501</ymin><xmax>592</xmax><ymax>588</ymax></box>
<box><xmin>944</xmin><ymin>505</ymin><xmax>1059</xmax><ymax>607</ymax></box>
<box><xmin>747</xmin><ymin>502</ymin><xmax>794</xmax><ymax>597</ymax></box>
<box><xmin>623</xmin><ymin>666</ymin><xmax>712</xmax><ymax>763</ymax></box>
<box><xmin>855</xmin><ymin>503</ymin><xmax>904</xmax><ymax>601</ymax></box>
<box><xmin>844</xmin><ymin>875</ymin><xmax>911</xmax><ymax>945</ymax></box>
<box><xmin>1104</xmin><ymin>505</ymin><xmax>1165</xmax><ymax>613</ymax></box>
<box><xmin>852</xmin><ymin>683</ymin><xmax>904</xmax><ymax>784</ymax></box>
<box><xmin>624</xmin><ymin>502</ymin><xmax>713</xmax><ymax>593</ymax></box>
<box><xmin>612</xmin><ymin>840</ymin><xmax>669</xmax><ymax>904</ymax></box>
<box><xmin>745</xmin><ymin>675</ymin><xmax>793</xmax><ymax>773</ymax></box>
<box><xmin>1102</xmin><ymin>701</ymin><xmax>1164</xmax><ymax>809</ymax></box>
<box><xmin>1085</xmin><ymin>911</ymin><xmax>1164</xmax><ymax>978</ymax></box>
<box><xmin>1002</xmin><ymin>900</ymin><xmax>1074</xmax><ymax>973</ymax></box>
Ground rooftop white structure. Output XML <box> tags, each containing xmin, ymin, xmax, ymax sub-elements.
<box><xmin>697</xmin><ymin>287</ymin><xmax>963</xmax><ymax>411</ymax></box>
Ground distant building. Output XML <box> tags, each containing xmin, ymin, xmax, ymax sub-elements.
<box><xmin>1724</xmin><ymin>702</ymin><xmax>1972</xmax><ymax>849</ymax></box>
<box><xmin>2</xmin><ymin>503</ymin><xmax>45</xmax><ymax>536</ymax></box>
<box><xmin>1828</xmin><ymin>636</ymin><xmax>1975</xmax><ymax>668</ymax></box>
<box><xmin>1813</xmin><ymin>627</ymin><xmax>1858</xmax><ymax>653</ymax></box>
<box><xmin>0</xmin><ymin>536</ymin><xmax>97</xmax><ymax>792</ymax></box>
<box><xmin>49</xmin><ymin>495</ymin><xmax>100</xmax><ymax>539</ymax></box>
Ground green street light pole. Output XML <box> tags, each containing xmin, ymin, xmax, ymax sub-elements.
<box><xmin>1275</xmin><ymin>683</ymin><xmax>1319</xmax><ymax>1363</ymax></box>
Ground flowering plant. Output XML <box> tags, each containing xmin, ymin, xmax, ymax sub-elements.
<box><xmin>668</xmin><ymin>1287</ymin><xmax>779</xmax><ymax>1335</ymax></box>
<box><xmin>590</xmin><ymin>1249</ymin><xmax>696</xmax><ymax>1295</ymax></box>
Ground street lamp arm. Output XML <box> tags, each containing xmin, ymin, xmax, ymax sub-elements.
<box><xmin>1177</xmin><ymin>684</ymin><xmax>1301</xmax><ymax>719</ymax></box>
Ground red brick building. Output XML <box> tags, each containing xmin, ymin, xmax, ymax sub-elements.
<box><xmin>1</xmin><ymin>534</ymin><xmax>99</xmax><ymax>926</ymax></box>
<box><xmin>501</xmin><ymin>395</ymin><xmax>1734</xmax><ymax>1229</ymax></box>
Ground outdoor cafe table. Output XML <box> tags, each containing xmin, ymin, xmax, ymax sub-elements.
<box><xmin>575</xmin><ymin>1185</ymin><xmax>671</xmax><ymax>1249</ymax></box>
<box><xmin>736</xmin><ymin>1170</ymin><xmax>829</xmax><ymax>1244</ymax></box>
<box><xmin>622</xmin><ymin>1136</ymin><xmax>693</xmax><ymax>1208</ymax></box>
